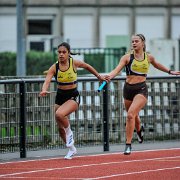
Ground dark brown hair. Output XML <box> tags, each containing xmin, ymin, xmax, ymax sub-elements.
<box><xmin>58</xmin><ymin>42</ymin><xmax>80</xmax><ymax>56</ymax></box>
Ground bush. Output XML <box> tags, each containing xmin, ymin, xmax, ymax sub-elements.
<box><xmin>0</xmin><ymin>52</ymin><xmax>16</xmax><ymax>76</ymax></box>
<box><xmin>0</xmin><ymin>51</ymin><xmax>54</xmax><ymax>76</ymax></box>
<box><xmin>26</xmin><ymin>51</ymin><xmax>53</xmax><ymax>75</ymax></box>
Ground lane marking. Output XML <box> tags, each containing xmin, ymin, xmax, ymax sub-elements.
<box><xmin>2</xmin><ymin>167</ymin><xmax>180</xmax><ymax>179</ymax></box>
<box><xmin>87</xmin><ymin>166</ymin><xmax>180</xmax><ymax>180</ymax></box>
<box><xmin>155</xmin><ymin>159</ymin><xmax>180</xmax><ymax>162</ymax></box>
<box><xmin>0</xmin><ymin>155</ymin><xmax>180</xmax><ymax>178</ymax></box>
<box><xmin>0</xmin><ymin>147</ymin><xmax>180</xmax><ymax>165</ymax></box>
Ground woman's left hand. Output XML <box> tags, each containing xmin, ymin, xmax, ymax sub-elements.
<box><xmin>169</xmin><ymin>70</ymin><xmax>180</xmax><ymax>75</ymax></box>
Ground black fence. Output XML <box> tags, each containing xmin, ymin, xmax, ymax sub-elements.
<box><xmin>0</xmin><ymin>76</ymin><xmax>180</xmax><ymax>158</ymax></box>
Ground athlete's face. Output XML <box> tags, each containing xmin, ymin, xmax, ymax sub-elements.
<box><xmin>131</xmin><ymin>35</ymin><xmax>144</xmax><ymax>51</ymax></box>
<box><xmin>57</xmin><ymin>46</ymin><xmax>70</xmax><ymax>62</ymax></box>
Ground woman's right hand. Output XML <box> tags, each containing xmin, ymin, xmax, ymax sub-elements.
<box><xmin>103</xmin><ymin>75</ymin><xmax>111</xmax><ymax>83</ymax></box>
<box><xmin>39</xmin><ymin>91</ymin><xmax>50</xmax><ymax>97</ymax></box>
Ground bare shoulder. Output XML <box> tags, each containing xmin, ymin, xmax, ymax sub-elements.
<box><xmin>73</xmin><ymin>59</ymin><xmax>79</xmax><ymax>64</ymax></box>
<box><xmin>73</xmin><ymin>59</ymin><xmax>82</xmax><ymax>66</ymax></box>
<box><xmin>147</xmin><ymin>53</ymin><xmax>155</xmax><ymax>63</ymax></box>
<box><xmin>48</xmin><ymin>63</ymin><xmax>56</xmax><ymax>74</ymax></box>
<box><xmin>120</xmin><ymin>53</ymin><xmax>130</xmax><ymax>64</ymax></box>
<box><xmin>123</xmin><ymin>53</ymin><xmax>130</xmax><ymax>59</ymax></box>
<box><xmin>50</xmin><ymin>63</ymin><xmax>56</xmax><ymax>70</ymax></box>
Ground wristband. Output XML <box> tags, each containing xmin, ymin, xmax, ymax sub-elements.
<box><xmin>168</xmin><ymin>70</ymin><xmax>172</xmax><ymax>74</ymax></box>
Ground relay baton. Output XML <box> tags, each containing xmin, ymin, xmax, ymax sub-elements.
<box><xmin>98</xmin><ymin>81</ymin><xmax>107</xmax><ymax>92</ymax></box>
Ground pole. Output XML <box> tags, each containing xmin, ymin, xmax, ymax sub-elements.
<box><xmin>19</xmin><ymin>80</ymin><xmax>26</xmax><ymax>158</ymax></box>
<box><xmin>16</xmin><ymin>0</ymin><xmax>26</xmax><ymax>76</ymax></box>
<box><xmin>103</xmin><ymin>84</ymin><xmax>109</xmax><ymax>151</ymax></box>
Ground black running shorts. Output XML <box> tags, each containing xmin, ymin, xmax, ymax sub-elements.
<box><xmin>55</xmin><ymin>88</ymin><xmax>80</xmax><ymax>105</ymax></box>
<box><xmin>123</xmin><ymin>81</ymin><xmax>148</xmax><ymax>101</ymax></box>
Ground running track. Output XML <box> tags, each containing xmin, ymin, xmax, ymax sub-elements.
<box><xmin>0</xmin><ymin>148</ymin><xmax>180</xmax><ymax>179</ymax></box>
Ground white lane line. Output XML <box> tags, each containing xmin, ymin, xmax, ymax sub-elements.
<box><xmin>87</xmin><ymin>166</ymin><xmax>180</xmax><ymax>180</ymax></box>
<box><xmin>0</xmin><ymin>155</ymin><xmax>180</xmax><ymax>178</ymax></box>
<box><xmin>3</xmin><ymin>166</ymin><xmax>180</xmax><ymax>179</ymax></box>
<box><xmin>0</xmin><ymin>147</ymin><xmax>180</xmax><ymax>165</ymax></box>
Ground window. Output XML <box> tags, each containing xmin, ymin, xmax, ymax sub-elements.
<box><xmin>30</xmin><ymin>42</ymin><xmax>44</xmax><ymax>51</ymax></box>
<box><xmin>28</xmin><ymin>20</ymin><xmax>52</xmax><ymax>35</ymax></box>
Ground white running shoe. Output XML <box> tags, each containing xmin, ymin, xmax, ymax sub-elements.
<box><xmin>124</xmin><ymin>144</ymin><xmax>131</xmax><ymax>155</ymax></box>
<box><xmin>66</xmin><ymin>131</ymin><xmax>74</xmax><ymax>147</ymax></box>
<box><xmin>64</xmin><ymin>148</ymin><xmax>77</xmax><ymax>160</ymax></box>
<box><xmin>137</xmin><ymin>126</ymin><xmax>144</xmax><ymax>143</ymax></box>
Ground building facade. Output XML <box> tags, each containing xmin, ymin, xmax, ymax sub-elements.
<box><xmin>0</xmin><ymin>0</ymin><xmax>180</xmax><ymax>52</ymax></box>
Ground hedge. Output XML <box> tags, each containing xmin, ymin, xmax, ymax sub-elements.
<box><xmin>0</xmin><ymin>51</ymin><xmax>104</xmax><ymax>76</ymax></box>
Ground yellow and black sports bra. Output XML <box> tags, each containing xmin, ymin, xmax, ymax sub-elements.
<box><xmin>125</xmin><ymin>52</ymin><xmax>150</xmax><ymax>77</ymax></box>
<box><xmin>54</xmin><ymin>57</ymin><xmax>77</xmax><ymax>85</ymax></box>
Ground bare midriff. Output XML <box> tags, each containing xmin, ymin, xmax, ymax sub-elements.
<box><xmin>126</xmin><ymin>75</ymin><xmax>146</xmax><ymax>84</ymax></box>
<box><xmin>57</xmin><ymin>84</ymin><xmax>77</xmax><ymax>90</ymax></box>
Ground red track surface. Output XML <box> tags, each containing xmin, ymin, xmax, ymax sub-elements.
<box><xmin>0</xmin><ymin>148</ymin><xmax>180</xmax><ymax>179</ymax></box>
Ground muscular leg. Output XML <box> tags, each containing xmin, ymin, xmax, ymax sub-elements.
<box><xmin>55</xmin><ymin>100</ymin><xmax>78</xmax><ymax>128</ymax></box>
<box><xmin>135</xmin><ymin>115</ymin><xmax>141</xmax><ymax>132</ymax></box>
<box><xmin>54</xmin><ymin>101</ymin><xmax>78</xmax><ymax>159</ymax></box>
<box><xmin>125</xmin><ymin>94</ymin><xmax>147</xmax><ymax>144</ymax></box>
<box><xmin>56</xmin><ymin>100</ymin><xmax>79</xmax><ymax>148</ymax></box>
<box><xmin>57</xmin><ymin>122</ymin><xmax>66</xmax><ymax>143</ymax></box>
<box><xmin>54</xmin><ymin>101</ymin><xmax>78</xmax><ymax>143</ymax></box>
<box><xmin>55</xmin><ymin>105</ymin><xmax>65</xmax><ymax>142</ymax></box>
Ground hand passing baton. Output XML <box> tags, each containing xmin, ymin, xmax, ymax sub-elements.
<box><xmin>97</xmin><ymin>81</ymin><xmax>107</xmax><ymax>92</ymax></box>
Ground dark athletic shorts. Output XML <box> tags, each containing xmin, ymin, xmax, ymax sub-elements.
<box><xmin>123</xmin><ymin>81</ymin><xmax>148</xmax><ymax>101</ymax></box>
<box><xmin>55</xmin><ymin>88</ymin><xmax>80</xmax><ymax>106</ymax></box>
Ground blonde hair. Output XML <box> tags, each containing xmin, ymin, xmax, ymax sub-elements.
<box><xmin>136</xmin><ymin>34</ymin><xmax>146</xmax><ymax>51</ymax></box>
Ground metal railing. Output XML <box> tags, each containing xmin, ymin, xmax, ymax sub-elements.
<box><xmin>0</xmin><ymin>76</ymin><xmax>180</xmax><ymax>158</ymax></box>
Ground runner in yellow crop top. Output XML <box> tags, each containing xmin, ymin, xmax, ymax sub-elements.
<box><xmin>125</xmin><ymin>51</ymin><xmax>150</xmax><ymax>77</ymax></box>
<box><xmin>55</xmin><ymin>57</ymin><xmax>77</xmax><ymax>85</ymax></box>
<box><xmin>40</xmin><ymin>42</ymin><xmax>104</xmax><ymax>160</ymax></box>
<box><xmin>104</xmin><ymin>34</ymin><xmax>180</xmax><ymax>156</ymax></box>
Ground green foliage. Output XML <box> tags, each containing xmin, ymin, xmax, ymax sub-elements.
<box><xmin>0</xmin><ymin>48</ymin><xmax>125</xmax><ymax>76</ymax></box>
<box><xmin>0</xmin><ymin>51</ymin><xmax>54</xmax><ymax>76</ymax></box>
<box><xmin>78</xmin><ymin>53</ymin><xmax>105</xmax><ymax>75</ymax></box>
<box><xmin>0</xmin><ymin>51</ymin><xmax>104</xmax><ymax>76</ymax></box>
<box><xmin>0</xmin><ymin>52</ymin><xmax>16</xmax><ymax>76</ymax></box>
<box><xmin>26</xmin><ymin>51</ymin><xmax>53</xmax><ymax>75</ymax></box>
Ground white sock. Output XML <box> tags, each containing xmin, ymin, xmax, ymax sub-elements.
<box><xmin>64</xmin><ymin>125</ymin><xmax>72</xmax><ymax>135</ymax></box>
<box><xmin>70</xmin><ymin>145</ymin><xmax>76</xmax><ymax>151</ymax></box>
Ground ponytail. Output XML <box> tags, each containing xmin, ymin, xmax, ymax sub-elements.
<box><xmin>70</xmin><ymin>52</ymin><xmax>81</xmax><ymax>56</ymax></box>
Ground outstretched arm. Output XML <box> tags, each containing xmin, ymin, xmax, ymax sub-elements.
<box><xmin>105</xmin><ymin>54</ymin><xmax>128</xmax><ymax>81</ymax></box>
<box><xmin>149</xmin><ymin>54</ymin><xmax>180</xmax><ymax>75</ymax></box>
<box><xmin>74</xmin><ymin>60</ymin><xmax>104</xmax><ymax>81</ymax></box>
<box><xmin>39</xmin><ymin>64</ymin><xmax>55</xmax><ymax>96</ymax></box>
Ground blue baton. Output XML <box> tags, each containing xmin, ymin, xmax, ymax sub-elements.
<box><xmin>98</xmin><ymin>81</ymin><xmax>107</xmax><ymax>92</ymax></box>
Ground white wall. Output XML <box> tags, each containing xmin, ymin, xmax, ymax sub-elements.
<box><xmin>149</xmin><ymin>39</ymin><xmax>179</xmax><ymax>75</ymax></box>
<box><xmin>172</xmin><ymin>15</ymin><xmax>180</xmax><ymax>39</ymax></box>
<box><xmin>0</xmin><ymin>16</ymin><xmax>17</xmax><ymax>52</ymax></box>
<box><xmin>100</xmin><ymin>15</ymin><xmax>129</xmax><ymax>48</ymax></box>
<box><xmin>136</xmin><ymin>15</ymin><xmax>165</xmax><ymax>51</ymax></box>
<box><xmin>0</xmin><ymin>7</ymin><xmax>180</xmax><ymax>53</ymax></box>
<box><xmin>64</xmin><ymin>15</ymin><xmax>93</xmax><ymax>48</ymax></box>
